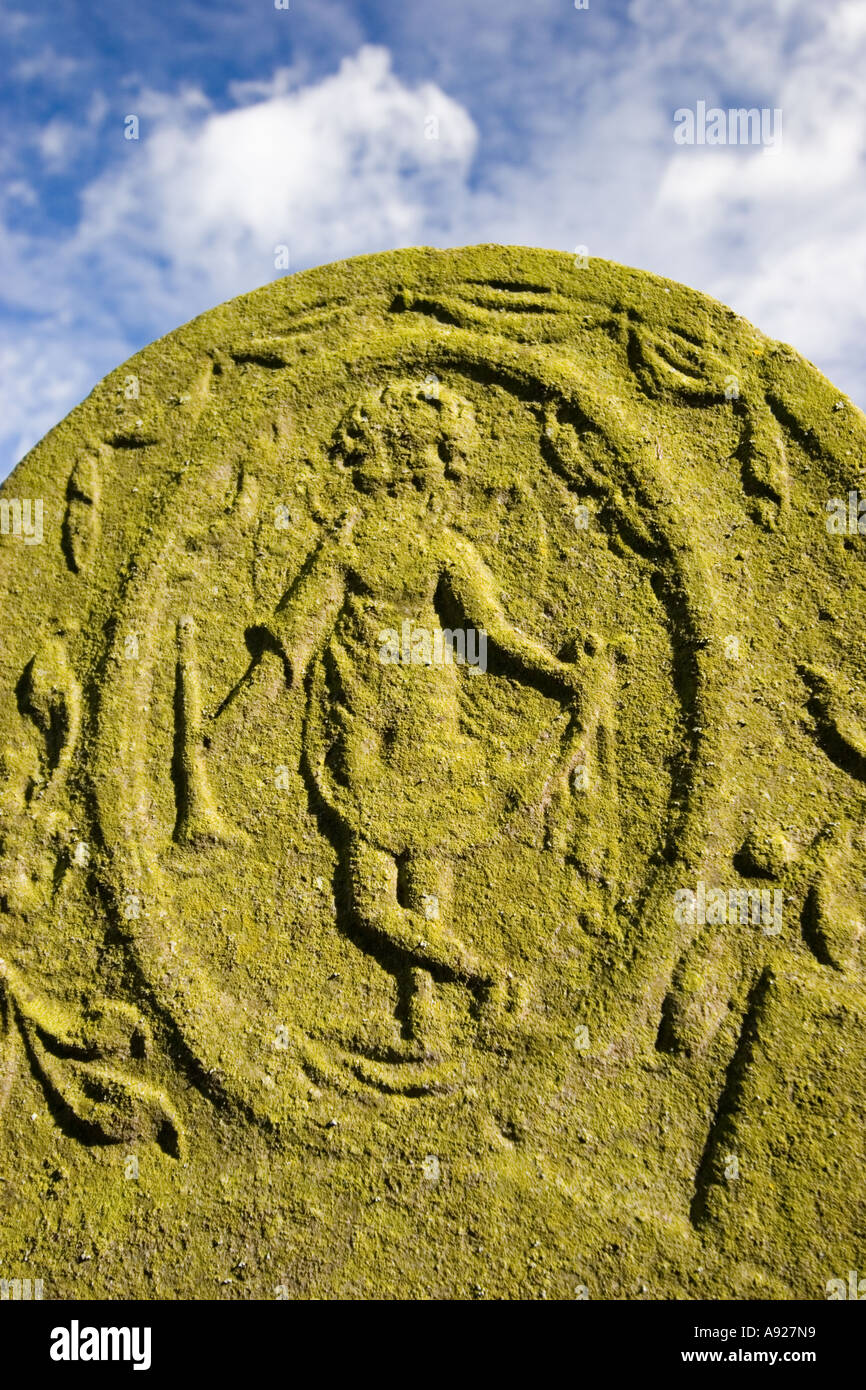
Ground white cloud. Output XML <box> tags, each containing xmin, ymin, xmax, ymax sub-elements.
<box><xmin>436</xmin><ymin>0</ymin><xmax>866</xmax><ymax>401</ymax></box>
<box><xmin>37</xmin><ymin>119</ymin><xmax>75</xmax><ymax>167</ymax></box>
<box><xmin>76</xmin><ymin>45</ymin><xmax>477</xmax><ymax>318</ymax></box>
<box><xmin>644</xmin><ymin>0</ymin><xmax>866</xmax><ymax>393</ymax></box>
<box><xmin>0</xmin><ymin>45</ymin><xmax>477</xmax><ymax>472</ymax></box>
<box><xmin>2</xmin><ymin>8</ymin><xmax>866</xmax><ymax>476</ymax></box>
<box><xmin>0</xmin><ymin>333</ymin><xmax>121</xmax><ymax>472</ymax></box>
<box><xmin>12</xmin><ymin>46</ymin><xmax>82</xmax><ymax>83</ymax></box>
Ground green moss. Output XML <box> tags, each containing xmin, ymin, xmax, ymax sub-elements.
<box><xmin>0</xmin><ymin>245</ymin><xmax>864</xmax><ymax>1298</ymax></box>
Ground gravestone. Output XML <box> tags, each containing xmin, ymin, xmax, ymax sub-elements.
<box><xmin>0</xmin><ymin>246</ymin><xmax>864</xmax><ymax>1298</ymax></box>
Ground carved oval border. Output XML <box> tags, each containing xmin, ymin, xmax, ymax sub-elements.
<box><xmin>89</xmin><ymin>321</ymin><xmax>727</xmax><ymax>1115</ymax></box>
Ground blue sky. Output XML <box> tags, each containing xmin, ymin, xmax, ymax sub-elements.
<box><xmin>2</xmin><ymin>0</ymin><xmax>864</xmax><ymax>478</ymax></box>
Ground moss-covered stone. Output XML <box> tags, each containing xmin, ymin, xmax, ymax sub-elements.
<box><xmin>0</xmin><ymin>245</ymin><xmax>864</xmax><ymax>1299</ymax></box>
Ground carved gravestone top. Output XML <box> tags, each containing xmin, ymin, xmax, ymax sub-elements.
<box><xmin>0</xmin><ymin>246</ymin><xmax>864</xmax><ymax>1298</ymax></box>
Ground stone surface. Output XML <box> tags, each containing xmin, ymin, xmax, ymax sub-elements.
<box><xmin>0</xmin><ymin>245</ymin><xmax>864</xmax><ymax>1299</ymax></box>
